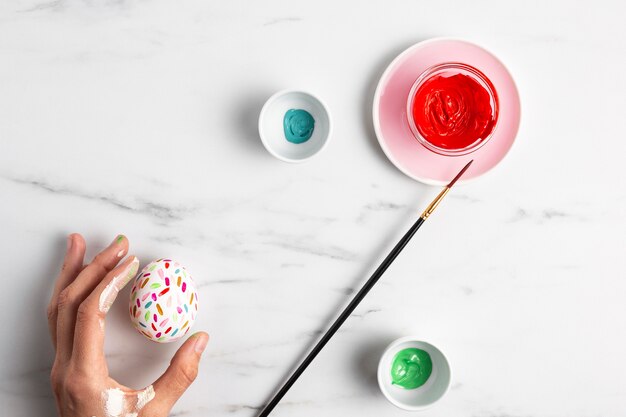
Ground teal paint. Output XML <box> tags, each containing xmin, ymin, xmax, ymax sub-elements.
<box><xmin>283</xmin><ymin>109</ymin><xmax>315</xmax><ymax>144</ymax></box>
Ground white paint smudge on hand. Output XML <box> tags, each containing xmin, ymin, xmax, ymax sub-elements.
<box><xmin>99</xmin><ymin>257</ymin><xmax>139</xmax><ymax>313</ymax></box>
<box><xmin>135</xmin><ymin>385</ymin><xmax>155</xmax><ymax>410</ymax></box>
<box><xmin>101</xmin><ymin>384</ymin><xmax>154</xmax><ymax>417</ymax></box>
<box><xmin>103</xmin><ymin>388</ymin><xmax>125</xmax><ymax>417</ymax></box>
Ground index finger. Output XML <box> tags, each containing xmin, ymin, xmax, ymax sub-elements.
<box><xmin>71</xmin><ymin>256</ymin><xmax>140</xmax><ymax>369</ymax></box>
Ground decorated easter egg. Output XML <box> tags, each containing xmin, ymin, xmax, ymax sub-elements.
<box><xmin>129</xmin><ymin>259</ymin><xmax>198</xmax><ymax>343</ymax></box>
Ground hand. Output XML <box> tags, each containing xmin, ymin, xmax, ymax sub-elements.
<box><xmin>47</xmin><ymin>233</ymin><xmax>209</xmax><ymax>417</ymax></box>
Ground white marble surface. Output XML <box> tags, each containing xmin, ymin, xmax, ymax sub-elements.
<box><xmin>2</xmin><ymin>1</ymin><xmax>626</xmax><ymax>416</ymax></box>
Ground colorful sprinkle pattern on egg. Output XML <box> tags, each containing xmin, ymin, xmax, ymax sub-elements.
<box><xmin>129</xmin><ymin>259</ymin><xmax>199</xmax><ymax>343</ymax></box>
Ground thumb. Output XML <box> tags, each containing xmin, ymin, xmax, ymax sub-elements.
<box><xmin>151</xmin><ymin>332</ymin><xmax>209</xmax><ymax>411</ymax></box>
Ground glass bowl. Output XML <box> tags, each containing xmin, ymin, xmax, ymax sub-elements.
<box><xmin>406</xmin><ymin>62</ymin><xmax>499</xmax><ymax>156</ymax></box>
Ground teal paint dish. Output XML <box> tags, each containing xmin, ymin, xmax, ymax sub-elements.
<box><xmin>283</xmin><ymin>109</ymin><xmax>315</xmax><ymax>144</ymax></box>
<box><xmin>258</xmin><ymin>90</ymin><xmax>332</xmax><ymax>162</ymax></box>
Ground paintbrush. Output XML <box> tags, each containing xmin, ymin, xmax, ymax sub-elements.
<box><xmin>258</xmin><ymin>160</ymin><xmax>474</xmax><ymax>417</ymax></box>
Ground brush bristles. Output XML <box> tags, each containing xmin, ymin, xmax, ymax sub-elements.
<box><xmin>446</xmin><ymin>160</ymin><xmax>474</xmax><ymax>188</ymax></box>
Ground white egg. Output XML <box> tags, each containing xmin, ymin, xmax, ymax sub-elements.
<box><xmin>129</xmin><ymin>259</ymin><xmax>199</xmax><ymax>343</ymax></box>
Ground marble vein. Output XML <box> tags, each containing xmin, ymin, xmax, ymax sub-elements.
<box><xmin>2</xmin><ymin>175</ymin><xmax>198</xmax><ymax>222</ymax></box>
<box><xmin>260</xmin><ymin>231</ymin><xmax>358</xmax><ymax>262</ymax></box>
<box><xmin>263</xmin><ymin>17</ymin><xmax>303</xmax><ymax>26</ymax></box>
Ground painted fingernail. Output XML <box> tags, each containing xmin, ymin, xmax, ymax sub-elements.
<box><xmin>113</xmin><ymin>235</ymin><xmax>126</xmax><ymax>257</ymax></box>
<box><xmin>99</xmin><ymin>257</ymin><xmax>140</xmax><ymax>314</ymax></box>
<box><xmin>194</xmin><ymin>333</ymin><xmax>209</xmax><ymax>354</ymax></box>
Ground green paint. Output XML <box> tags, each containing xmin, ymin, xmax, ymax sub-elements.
<box><xmin>390</xmin><ymin>348</ymin><xmax>433</xmax><ymax>389</ymax></box>
<box><xmin>283</xmin><ymin>109</ymin><xmax>315</xmax><ymax>144</ymax></box>
<box><xmin>116</xmin><ymin>235</ymin><xmax>125</xmax><ymax>244</ymax></box>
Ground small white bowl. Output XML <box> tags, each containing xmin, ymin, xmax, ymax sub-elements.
<box><xmin>377</xmin><ymin>337</ymin><xmax>451</xmax><ymax>411</ymax></box>
<box><xmin>258</xmin><ymin>90</ymin><xmax>332</xmax><ymax>163</ymax></box>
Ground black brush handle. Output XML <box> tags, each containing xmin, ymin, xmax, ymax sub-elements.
<box><xmin>258</xmin><ymin>215</ymin><xmax>426</xmax><ymax>417</ymax></box>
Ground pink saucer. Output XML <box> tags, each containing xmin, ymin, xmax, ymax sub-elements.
<box><xmin>373</xmin><ymin>38</ymin><xmax>521</xmax><ymax>185</ymax></box>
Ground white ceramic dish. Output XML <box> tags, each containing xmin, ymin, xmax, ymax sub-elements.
<box><xmin>258</xmin><ymin>90</ymin><xmax>332</xmax><ymax>163</ymax></box>
<box><xmin>377</xmin><ymin>336</ymin><xmax>452</xmax><ymax>411</ymax></box>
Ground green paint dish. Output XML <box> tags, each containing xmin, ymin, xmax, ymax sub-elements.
<box><xmin>390</xmin><ymin>348</ymin><xmax>433</xmax><ymax>389</ymax></box>
<box><xmin>283</xmin><ymin>108</ymin><xmax>315</xmax><ymax>144</ymax></box>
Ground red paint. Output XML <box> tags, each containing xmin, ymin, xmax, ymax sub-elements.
<box><xmin>412</xmin><ymin>69</ymin><xmax>497</xmax><ymax>151</ymax></box>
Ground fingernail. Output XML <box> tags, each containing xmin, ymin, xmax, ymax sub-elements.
<box><xmin>67</xmin><ymin>235</ymin><xmax>73</xmax><ymax>251</ymax></box>
<box><xmin>194</xmin><ymin>333</ymin><xmax>208</xmax><ymax>354</ymax></box>
<box><xmin>112</xmin><ymin>235</ymin><xmax>126</xmax><ymax>257</ymax></box>
<box><xmin>99</xmin><ymin>257</ymin><xmax>140</xmax><ymax>313</ymax></box>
